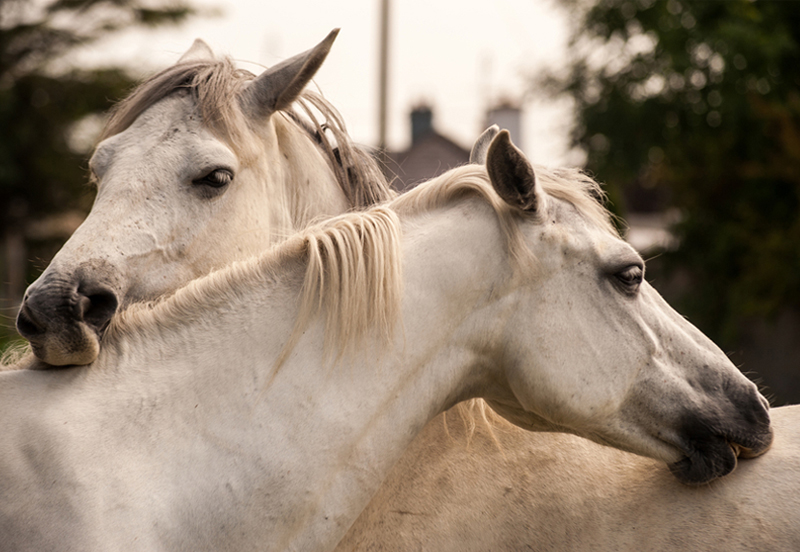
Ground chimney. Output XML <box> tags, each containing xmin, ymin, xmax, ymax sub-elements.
<box><xmin>410</xmin><ymin>105</ymin><xmax>433</xmax><ymax>144</ymax></box>
<box><xmin>486</xmin><ymin>102</ymin><xmax>523</xmax><ymax>152</ymax></box>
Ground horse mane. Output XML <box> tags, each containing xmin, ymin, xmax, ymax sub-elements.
<box><xmin>394</xmin><ymin>163</ymin><xmax>616</xmax><ymax>235</ymax></box>
<box><xmin>100</xmin><ymin>55</ymin><xmax>393</xmax><ymax>209</ymax></box>
<box><xmin>290</xmin><ymin>90</ymin><xmax>393</xmax><ymax>209</ymax></box>
<box><xmin>391</xmin><ymin>165</ymin><xmax>536</xmax><ymax>276</ymax></box>
<box><xmin>391</xmin><ymin>163</ymin><xmax>617</xmax><ymax>276</ymax></box>
<box><xmin>274</xmin><ymin>206</ymin><xmax>403</xmax><ymax>371</ymax></box>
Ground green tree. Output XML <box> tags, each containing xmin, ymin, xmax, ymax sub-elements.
<box><xmin>0</xmin><ymin>0</ymin><xmax>202</xmax><ymax>347</ymax></box>
<box><xmin>548</xmin><ymin>0</ymin><xmax>800</xmax><ymax>345</ymax></box>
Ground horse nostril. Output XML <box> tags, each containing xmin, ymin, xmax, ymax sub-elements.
<box><xmin>16</xmin><ymin>302</ymin><xmax>46</xmax><ymax>339</ymax></box>
<box><xmin>77</xmin><ymin>288</ymin><xmax>119</xmax><ymax>332</ymax></box>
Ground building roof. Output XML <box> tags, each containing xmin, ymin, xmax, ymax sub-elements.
<box><xmin>384</xmin><ymin>129</ymin><xmax>470</xmax><ymax>193</ymax></box>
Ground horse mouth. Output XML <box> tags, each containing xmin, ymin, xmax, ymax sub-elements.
<box><xmin>731</xmin><ymin>439</ymin><xmax>772</xmax><ymax>459</ymax></box>
<box><xmin>17</xmin><ymin>282</ymin><xmax>116</xmax><ymax>367</ymax></box>
<box><xmin>25</xmin><ymin>322</ymin><xmax>102</xmax><ymax>367</ymax></box>
<box><xmin>668</xmin><ymin>430</ymin><xmax>773</xmax><ymax>485</ymax></box>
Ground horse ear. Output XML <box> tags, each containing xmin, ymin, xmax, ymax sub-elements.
<box><xmin>469</xmin><ymin>125</ymin><xmax>500</xmax><ymax>165</ymax></box>
<box><xmin>178</xmin><ymin>39</ymin><xmax>215</xmax><ymax>63</ymax></box>
<box><xmin>240</xmin><ymin>28</ymin><xmax>339</xmax><ymax>119</ymax></box>
<box><xmin>486</xmin><ymin>130</ymin><xmax>540</xmax><ymax>212</ymax></box>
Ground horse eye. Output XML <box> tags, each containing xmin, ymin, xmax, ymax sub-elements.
<box><xmin>614</xmin><ymin>264</ymin><xmax>644</xmax><ymax>293</ymax></box>
<box><xmin>193</xmin><ymin>168</ymin><xmax>233</xmax><ymax>189</ymax></box>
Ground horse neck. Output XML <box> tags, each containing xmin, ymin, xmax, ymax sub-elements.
<box><xmin>254</xmin><ymin>201</ymin><xmax>511</xmax><ymax>549</ymax></box>
<box><xmin>90</xmin><ymin>201</ymin><xmax>508</xmax><ymax>549</ymax></box>
<box><xmin>270</xmin><ymin>116</ymin><xmax>351</xmax><ymax>232</ymax></box>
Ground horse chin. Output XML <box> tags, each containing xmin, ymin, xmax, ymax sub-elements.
<box><xmin>28</xmin><ymin>323</ymin><xmax>101</xmax><ymax>367</ymax></box>
<box><xmin>668</xmin><ymin>442</ymin><xmax>738</xmax><ymax>485</ymax></box>
<box><xmin>735</xmin><ymin>439</ymin><xmax>773</xmax><ymax>459</ymax></box>
<box><xmin>669</xmin><ymin>410</ymin><xmax>775</xmax><ymax>485</ymax></box>
<box><xmin>667</xmin><ymin>433</ymin><xmax>774</xmax><ymax>485</ymax></box>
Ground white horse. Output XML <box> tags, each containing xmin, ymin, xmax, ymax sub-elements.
<box><xmin>15</xmin><ymin>29</ymin><xmax>391</xmax><ymax>366</ymax></box>
<box><xmin>338</xmin><ymin>129</ymin><xmax>800</xmax><ymax>552</ymax></box>
<box><xmin>8</xmin><ymin>34</ymin><xmax>785</xmax><ymax>549</ymax></box>
<box><xmin>0</xmin><ymin>132</ymin><xmax>772</xmax><ymax>551</ymax></box>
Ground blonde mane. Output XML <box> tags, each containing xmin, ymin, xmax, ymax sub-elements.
<box><xmin>275</xmin><ymin>206</ymin><xmax>403</xmax><ymax>371</ymax></box>
<box><xmin>394</xmin><ymin>163</ymin><xmax>615</xmax><ymax>233</ymax></box>
<box><xmin>391</xmin><ymin>165</ymin><xmax>535</xmax><ymax>276</ymax></box>
<box><xmin>391</xmin><ymin>163</ymin><xmax>617</xmax><ymax>274</ymax></box>
<box><xmin>101</xmin><ymin>55</ymin><xmax>392</xmax><ymax>208</ymax></box>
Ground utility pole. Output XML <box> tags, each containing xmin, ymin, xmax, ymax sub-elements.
<box><xmin>378</xmin><ymin>0</ymin><xmax>390</xmax><ymax>152</ymax></box>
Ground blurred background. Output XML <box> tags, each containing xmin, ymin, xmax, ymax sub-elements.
<box><xmin>1</xmin><ymin>0</ymin><xmax>799</xmax><ymax>404</ymax></box>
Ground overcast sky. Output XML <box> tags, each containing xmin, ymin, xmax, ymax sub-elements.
<box><xmin>81</xmin><ymin>0</ymin><xmax>576</xmax><ymax>165</ymax></box>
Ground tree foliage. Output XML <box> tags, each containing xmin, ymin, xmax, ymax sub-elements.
<box><xmin>0</xmin><ymin>0</ymin><xmax>199</xmax><ymax>232</ymax></box>
<box><xmin>550</xmin><ymin>0</ymin><xmax>800</xmax><ymax>343</ymax></box>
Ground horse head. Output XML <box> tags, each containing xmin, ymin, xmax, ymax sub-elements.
<box><xmin>16</xmin><ymin>30</ymin><xmax>389</xmax><ymax>366</ymax></box>
<box><xmin>475</xmin><ymin>131</ymin><xmax>772</xmax><ymax>484</ymax></box>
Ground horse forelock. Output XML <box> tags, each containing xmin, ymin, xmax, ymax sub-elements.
<box><xmin>536</xmin><ymin>166</ymin><xmax>618</xmax><ymax>237</ymax></box>
<box><xmin>99</xmin><ymin>55</ymin><xmax>392</xmax><ymax>210</ymax></box>
<box><xmin>101</xmin><ymin>58</ymin><xmax>257</xmax><ymax>160</ymax></box>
